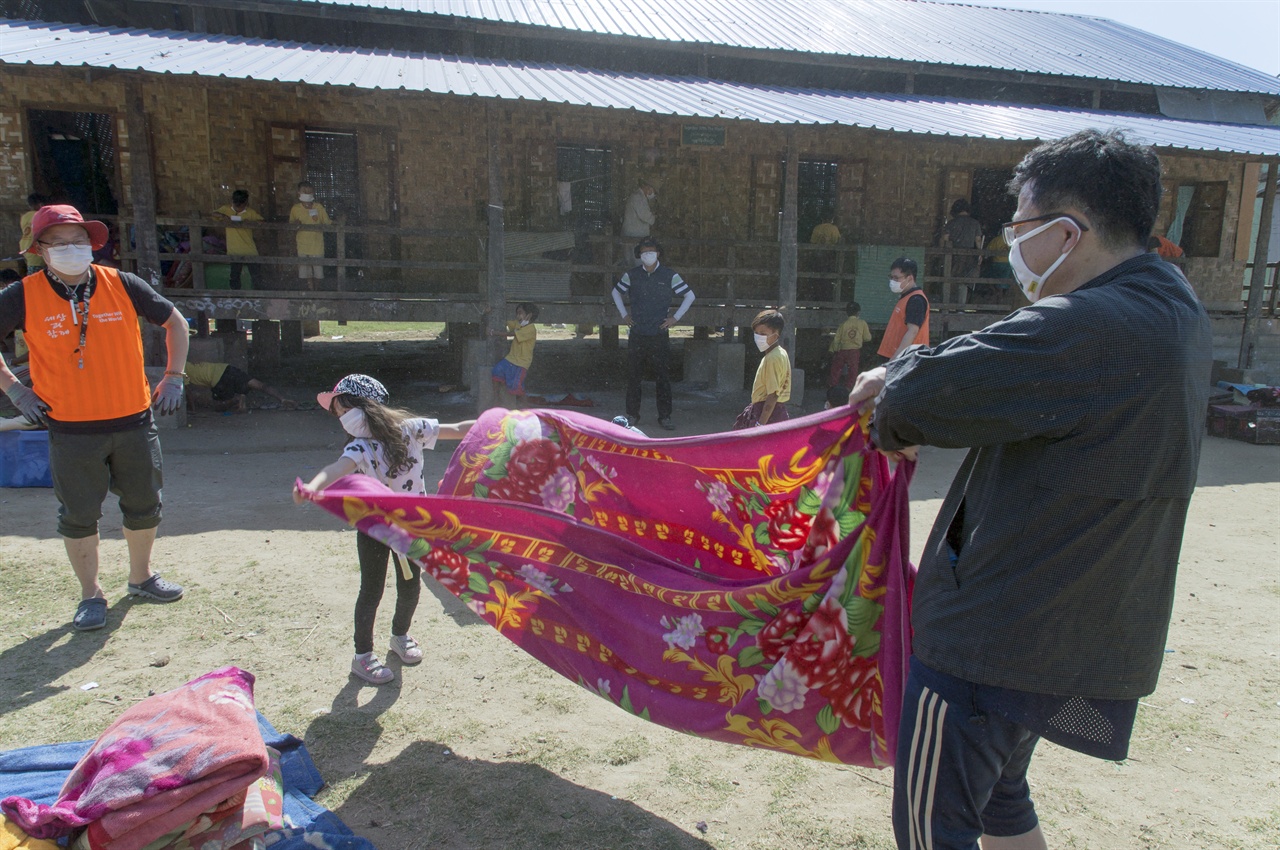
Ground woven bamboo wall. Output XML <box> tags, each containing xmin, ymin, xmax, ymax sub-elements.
<box><xmin>0</xmin><ymin>66</ymin><xmax>1249</xmax><ymax>306</ymax></box>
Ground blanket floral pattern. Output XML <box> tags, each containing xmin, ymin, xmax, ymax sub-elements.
<box><xmin>305</xmin><ymin>407</ymin><xmax>914</xmax><ymax>768</ymax></box>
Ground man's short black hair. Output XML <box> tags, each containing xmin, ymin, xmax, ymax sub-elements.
<box><xmin>949</xmin><ymin>198</ymin><xmax>971</xmax><ymax>217</ymax></box>
<box><xmin>1009</xmin><ymin>129</ymin><xmax>1161</xmax><ymax>249</ymax></box>
<box><xmin>891</xmin><ymin>257</ymin><xmax>918</xmax><ymax>280</ymax></box>
<box><xmin>516</xmin><ymin>301</ymin><xmax>540</xmax><ymax>321</ymax></box>
<box><xmin>634</xmin><ymin>237</ymin><xmax>661</xmax><ymax>258</ymax></box>
<box><xmin>846</xmin><ymin>301</ymin><xmax>861</xmax><ymax>316</ymax></box>
<box><xmin>231</xmin><ymin>189</ymin><xmax>249</xmax><ymax>205</ymax></box>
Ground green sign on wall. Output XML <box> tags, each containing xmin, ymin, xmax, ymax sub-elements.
<box><xmin>682</xmin><ymin>125</ymin><xmax>726</xmax><ymax>147</ymax></box>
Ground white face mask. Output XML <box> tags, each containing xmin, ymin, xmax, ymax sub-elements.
<box><xmin>45</xmin><ymin>244</ymin><xmax>94</xmax><ymax>278</ymax></box>
<box><xmin>299</xmin><ymin>193</ymin><xmax>314</xmax><ymax>203</ymax></box>
<box><xmin>1008</xmin><ymin>217</ymin><xmax>1077</xmax><ymax>303</ymax></box>
<box><xmin>640</xmin><ymin>251</ymin><xmax>658</xmax><ymax>267</ymax></box>
<box><xmin>339</xmin><ymin>407</ymin><xmax>373</xmax><ymax>439</ymax></box>
<box><xmin>754</xmin><ymin>332</ymin><xmax>773</xmax><ymax>352</ymax></box>
<box><xmin>889</xmin><ymin>277</ymin><xmax>905</xmax><ymax>294</ymax></box>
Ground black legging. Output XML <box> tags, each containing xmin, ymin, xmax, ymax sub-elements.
<box><xmin>354</xmin><ymin>531</ymin><xmax>422</xmax><ymax>655</ymax></box>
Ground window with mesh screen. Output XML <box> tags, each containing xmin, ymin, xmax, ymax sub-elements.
<box><xmin>27</xmin><ymin>109</ymin><xmax>119</xmax><ymax>215</ymax></box>
<box><xmin>557</xmin><ymin>143</ymin><xmax>612</xmax><ymax>234</ymax></box>
<box><xmin>796</xmin><ymin>160</ymin><xmax>839</xmax><ymax>243</ymax></box>
<box><xmin>304</xmin><ymin>129</ymin><xmax>361</xmax><ymax>262</ymax></box>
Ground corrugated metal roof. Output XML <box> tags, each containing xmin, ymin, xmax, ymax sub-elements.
<box><xmin>290</xmin><ymin>0</ymin><xmax>1280</xmax><ymax>95</ymax></box>
<box><xmin>3</xmin><ymin>18</ymin><xmax>1279</xmax><ymax>156</ymax></box>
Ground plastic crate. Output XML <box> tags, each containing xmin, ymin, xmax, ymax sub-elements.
<box><xmin>0</xmin><ymin>429</ymin><xmax>53</xmax><ymax>487</ymax></box>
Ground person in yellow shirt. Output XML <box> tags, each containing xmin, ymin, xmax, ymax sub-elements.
<box><xmin>18</xmin><ymin>194</ymin><xmax>48</xmax><ymax>271</ymax></box>
<box><xmin>827</xmin><ymin>300</ymin><xmax>871</xmax><ymax>390</ymax></box>
<box><xmin>212</xmin><ymin>190</ymin><xmax>264</xmax><ymax>290</ymax></box>
<box><xmin>185</xmin><ymin>360</ymin><xmax>296</xmax><ymax>413</ymax></box>
<box><xmin>490</xmin><ymin>302</ymin><xmax>539</xmax><ymax>409</ymax></box>
<box><xmin>735</xmin><ymin>309</ymin><xmax>791</xmax><ymax>429</ymax></box>
<box><xmin>809</xmin><ymin>215</ymin><xmax>841</xmax><ymax>245</ymax></box>
<box><xmin>288</xmin><ymin>181</ymin><xmax>331</xmax><ymax>288</ymax></box>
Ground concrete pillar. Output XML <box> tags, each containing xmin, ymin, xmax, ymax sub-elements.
<box><xmin>790</xmin><ymin>368</ymin><xmax>806</xmax><ymax>408</ymax></box>
<box><xmin>280</xmin><ymin>320</ymin><xmax>304</xmax><ymax>356</ymax></box>
<box><xmin>716</xmin><ymin>342</ymin><xmax>746</xmax><ymax>393</ymax></box>
<box><xmin>601</xmin><ymin>326</ymin><xmax>620</xmax><ymax>350</ymax></box>
<box><xmin>251</xmin><ymin>321</ymin><xmax>280</xmax><ymax>371</ymax></box>
<box><xmin>188</xmin><ymin>331</ymin><xmax>249</xmax><ymax>371</ymax></box>
<box><xmin>683</xmin><ymin>338</ymin><xmax>717</xmax><ymax>385</ymax></box>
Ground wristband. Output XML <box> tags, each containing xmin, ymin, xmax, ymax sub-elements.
<box><xmin>164</xmin><ymin>370</ymin><xmax>187</xmax><ymax>378</ymax></box>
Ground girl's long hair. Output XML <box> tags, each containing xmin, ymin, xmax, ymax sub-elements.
<box><xmin>334</xmin><ymin>393</ymin><xmax>415</xmax><ymax>476</ymax></box>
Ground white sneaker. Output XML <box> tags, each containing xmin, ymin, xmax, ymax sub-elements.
<box><xmin>351</xmin><ymin>652</ymin><xmax>394</xmax><ymax>684</ymax></box>
<box><xmin>389</xmin><ymin>634</ymin><xmax>423</xmax><ymax>665</ymax></box>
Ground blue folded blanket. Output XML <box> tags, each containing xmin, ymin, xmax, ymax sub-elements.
<box><xmin>0</xmin><ymin>712</ymin><xmax>375</xmax><ymax>850</ymax></box>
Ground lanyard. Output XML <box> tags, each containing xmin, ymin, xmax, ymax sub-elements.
<box><xmin>73</xmin><ymin>291</ymin><xmax>89</xmax><ymax>369</ymax></box>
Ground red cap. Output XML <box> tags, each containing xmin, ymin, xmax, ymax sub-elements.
<box><xmin>24</xmin><ymin>205</ymin><xmax>109</xmax><ymax>254</ymax></box>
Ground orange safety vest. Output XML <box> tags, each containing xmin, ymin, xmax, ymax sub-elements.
<box><xmin>23</xmin><ymin>266</ymin><xmax>152</xmax><ymax>422</ymax></box>
<box><xmin>877</xmin><ymin>289</ymin><xmax>931</xmax><ymax>358</ymax></box>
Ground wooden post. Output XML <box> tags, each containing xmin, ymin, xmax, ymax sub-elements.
<box><xmin>335</xmin><ymin>221</ymin><xmax>346</xmax><ymax>291</ymax></box>
<box><xmin>481</xmin><ymin>104</ymin><xmax>507</xmax><ymax>412</ymax></box>
<box><xmin>1241</xmin><ymin>159</ymin><xmax>1278</xmax><ymax>370</ymax></box>
<box><xmin>125</xmin><ymin>78</ymin><xmax>161</xmax><ymax>289</ymax></box>
<box><xmin>779</xmin><ymin>131</ymin><xmax>799</xmax><ymax>354</ymax></box>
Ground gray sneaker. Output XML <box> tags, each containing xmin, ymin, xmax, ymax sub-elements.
<box><xmin>389</xmin><ymin>634</ymin><xmax>424</xmax><ymax>664</ymax></box>
<box><xmin>126</xmin><ymin>574</ymin><xmax>184</xmax><ymax>603</ymax></box>
<box><xmin>352</xmin><ymin>653</ymin><xmax>394</xmax><ymax>685</ymax></box>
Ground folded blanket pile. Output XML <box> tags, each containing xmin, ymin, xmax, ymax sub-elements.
<box><xmin>2</xmin><ymin>667</ymin><xmax>271</xmax><ymax>850</ymax></box>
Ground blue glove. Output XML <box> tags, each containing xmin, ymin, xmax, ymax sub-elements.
<box><xmin>153</xmin><ymin>376</ymin><xmax>185</xmax><ymax>415</ymax></box>
<box><xmin>4</xmin><ymin>382</ymin><xmax>49</xmax><ymax>425</ymax></box>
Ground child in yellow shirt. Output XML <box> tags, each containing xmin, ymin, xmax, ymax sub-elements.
<box><xmin>288</xmin><ymin>182</ymin><xmax>331</xmax><ymax>288</ymax></box>
<box><xmin>735</xmin><ymin>309</ymin><xmax>791</xmax><ymax>429</ymax></box>
<box><xmin>490</xmin><ymin>302</ymin><xmax>539</xmax><ymax>408</ymax></box>
<box><xmin>828</xmin><ymin>301</ymin><xmax>871</xmax><ymax>390</ymax></box>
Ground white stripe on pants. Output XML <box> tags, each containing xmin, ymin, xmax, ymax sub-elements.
<box><xmin>905</xmin><ymin>685</ymin><xmax>948</xmax><ymax>850</ymax></box>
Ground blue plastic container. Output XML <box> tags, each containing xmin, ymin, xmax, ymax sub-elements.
<box><xmin>0</xmin><ymin>429</ymin><xmax>53</xmax><ymax>487</ymax></box>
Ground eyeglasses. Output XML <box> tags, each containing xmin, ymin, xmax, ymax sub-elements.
<box><xmin>1001</xmin><ymin>213</ymin><xmax>1089</xmax><ymax>246</ymax></box>
<box><xmin>38</xmin><ymin>240</ymin><xmax>92</xmax><ymax>249</ymax></box>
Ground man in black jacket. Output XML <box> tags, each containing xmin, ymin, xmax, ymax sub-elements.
<box><xmin>611</xmin><ymin>237</ymin><xmax>695</xmax><ymax>430</ymax></box>
<box><xmin>850</xmin><ymin>129</ymin><xmax>1212</xmax><ymax>850</ymax></box>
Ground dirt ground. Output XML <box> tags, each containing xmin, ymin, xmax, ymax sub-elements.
<box><xmin>1</xmin><ymin>331</ymin><xmax>1278</xmax><ymax>850</ymax></box>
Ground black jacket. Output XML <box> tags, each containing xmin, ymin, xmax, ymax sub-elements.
<box><xmin>875</xmin><ymin>253</ymin><xmax>1212</xmax><ymax>699</ymax></box>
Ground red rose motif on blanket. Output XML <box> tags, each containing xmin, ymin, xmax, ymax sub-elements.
<box><xmin>757</xmin><ymin>608</ymin><xmax>806</xmax><ymax>664</ymax></box>
<box><xmin>705</xmin><ymin>627</ymin><xmax>732</xmax><ymax>655</ymax></box>
<box><xmin>820</xmin><ymin>655</ymin><xmax>882</xmax><ymax>733</ymax></box>
<box><xmin>801</xmin><ymin>508</ymin><xmax>841</xmax><ymax>563</ymax></box>
<box><xmin>788</xmin><ymin>597</ymin><xmax>853</xmax><ymax>689</ymax></box>
<box><xmin>732</xmin><ymin>494</ymin><xmax>751</xmax><ymax>522</ymax></box>
<box><xmin>425</xmin><ymin>547</ymin><xmax>471</xmax><ymax>595</ymax></box>
<box><xmin>489</xmin><ymin>438</ymin><xmax>566</xmax><ymax>504</ymax></box>
<box><xmin>764</xmin><ymin>500</ymin><xmax>814</xmax><ymax>551</ymax></box>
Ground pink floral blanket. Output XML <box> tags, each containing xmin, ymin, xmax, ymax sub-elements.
<box><xmin>304</xmin><ymin>407</ymin><xmax>915</xmax><ymax>767</ymax></box>
<box><xmin>1</xmin><ymin>668</ymin><xmax>270</xmax><ymax>849</ymax></box>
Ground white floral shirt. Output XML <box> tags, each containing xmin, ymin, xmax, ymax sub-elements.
<box><xmin>341</xmin><ymin>417</ymin><xmax>439</xmax><ymax>494</ymax></box>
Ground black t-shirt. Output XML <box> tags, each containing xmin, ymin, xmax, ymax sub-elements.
<box><xmin>0</xmin><ymin>267</ymin><xmax>175</xmax><ymax>339</ymax></box>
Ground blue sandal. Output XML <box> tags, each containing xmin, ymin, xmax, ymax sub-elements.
<box><xmin>73</xmin><ymin>597</ymin><xmax>108</xmax><ymax>631</ymax></box>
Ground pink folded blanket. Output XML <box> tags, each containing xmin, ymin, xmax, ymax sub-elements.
<box><xmin>2</xmin><ymin>667</ymin><xmax>269</xmax><ymax>850</ymax></box>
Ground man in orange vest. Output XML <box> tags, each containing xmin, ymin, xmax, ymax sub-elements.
<box><xmin>0</xmin><ymin>205</ymin><xmax>190</xmax><ymax>632</ymax></box>
<box><xmin>876</xmin><ymin>257</ymin><xmax>931</xmax><ymax>361</ymax></box>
